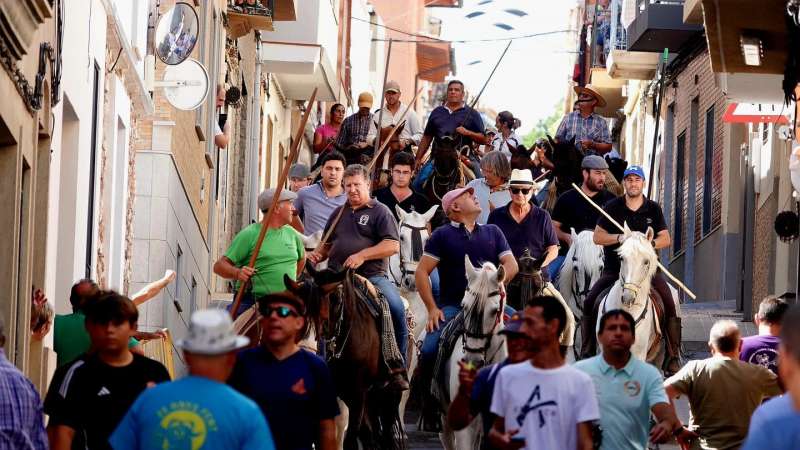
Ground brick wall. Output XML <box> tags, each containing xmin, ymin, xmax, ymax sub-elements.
<box><xmin>662</xmin><ymin>48</ymin><xmax>725</xmax><ymax>256</ymax></box>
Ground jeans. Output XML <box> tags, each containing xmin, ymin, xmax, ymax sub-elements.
<box><xmin>547</xmin><ymin>255</ymin><xmax>566</xmax><ymax>283</ymax></box>
<box><xmin>430</xmin><ymin>268</ymin><xmax>441</xmax><ymax>302</ymax></box>
<box><xmin>369</xmin><ymin>275</ymin><xmax>408</xmax><ymax>361</ymax></box>
<box><xmin>413</xmin><ymin>161</ymin><xmax>434</xmax><ymax>192</ymax></box>
<box><xmin>227</xmin><ymin>291</ymin><xmax>256</xmax><ymax>318</ymax></box>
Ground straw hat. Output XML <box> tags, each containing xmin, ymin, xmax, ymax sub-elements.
<box><xmin>573</xmin><ymin>84</ymin><xmax>607</xmax><ymax>108</ymax></box>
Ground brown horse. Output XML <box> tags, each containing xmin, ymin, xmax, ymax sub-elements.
<box><xmin>509</xmin><ymin>144</ymin><xmax>537</xmax><ymax>173</ymax></box>
<box><xmin>422</xmin><ymin>136</ymin><xmax>475</xmax><ymax>228</ymax></box>
<box><xmin>373</xmin><ymin>122</ymin><xmax>412</xmax><ymax>189</ymax></box>
<box><xmin>284</xmin><ymin>269</ymin><xmax>407</xmax><ymax>450</ymax></box>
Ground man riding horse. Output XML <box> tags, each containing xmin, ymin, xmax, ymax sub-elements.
<box><xmin>336</xmin><ymin>92</ymin><xmax>374</xmax><ymax>166</ymax></box>
<box><xmin>308</xmin><ymin>164</ymin><xmax>409</xmax><ymax>390</ymax></box>
<box><xmin>368</xmin><ymin>80</ymin><xmax>423</xmax><ymax>187</ymax></box>
<box><xmin>583</xmin><ymin>165</ymin><xmax>681</xmax><ymax>374</ymax></box>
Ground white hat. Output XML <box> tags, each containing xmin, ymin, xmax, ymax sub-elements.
<box><xmin>176</xmin><ymin>309</ymin><xmax>250</xmax><ymax>355</ymax></box>
<box><xmin>509</xmin><ymin>168</ymin><xmax>534</xmax><ymax>186</ymax></box>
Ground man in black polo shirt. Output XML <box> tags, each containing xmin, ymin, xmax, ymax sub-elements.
<box><xmin>374</xmin><ymin>151</ymin><xmax>431</xmax><ymax>223</ymax></box>
<box><xmin>582</xmin><ymin>166</ymin><xmax>680</xmax><ymax>373</ymax></box>
<box><xmin>309</xmin><ymin>164</ymin><xmax>408</xmax><ymax>389</ymax></box>
<box><xmin>549</xmin><ymin>155</ymin><xmax>617</xmax><ymax>280</ymax></box>
<box><xmin>414</xmin><ymin>80</ymin><xmax>487</xmax><ymax>169</ymax></box>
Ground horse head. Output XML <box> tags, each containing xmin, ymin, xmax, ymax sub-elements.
<box><xmin>395</xmin><ymin>204</ymin><xmax>438</xmax><ymax>291</ymax></box>
<box><xmin>432</xmin><ymin>135</ymin><xmax>460</xmax><ymax>173</ymax></box>
<box><xmin>563</xmin><ymin>229</ymin><xmax>604</xmax><ymax>308</ymax></box>
<box><xmin>461</xmin><ymin>255</ymin><xmax>506</xmax><ymax>367</ymax></box>
<box><xmin>617</xmin><ymin>223</ymin><xmax>658</xmax><ymax>306</ymax></box>
<box><xmin>546</xmin><ymin>134</ymin><xmax>584</xmax><ymax>191</ymax></box>
<box><xmin>510</xmin><ymin>145</ymin><xmax>536</xmax><ymax>172</ymax></box>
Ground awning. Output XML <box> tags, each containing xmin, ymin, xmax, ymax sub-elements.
<box><xmin>417</xmin><ymin>41</ymin><xmax>453</xmax><ymax>83</ymax></box>
<box><xmin>424</xmin><ymin>0</ymin><xmax>462</xmax><ymax>7</ymax></box>
<box><xmin>260</xmin><ymin>42</ymin><xmax>337</xmax><ymax>102</ymax></box>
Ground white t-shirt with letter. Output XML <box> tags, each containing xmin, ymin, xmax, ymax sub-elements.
<box><xmin>490</xmin><ymin>361</ymin><xmax>600</xmax><ymax>450</ymax></box>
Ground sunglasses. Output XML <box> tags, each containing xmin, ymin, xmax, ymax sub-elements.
<box><xmin>510</xmin><ymin>187</ymin><xmax>531</xmax><ymax>195</ymax></box>
<box><xmin>261</xmin><ymin>305</ymin><xmax>299</xmax><ymax>318</ymax></box>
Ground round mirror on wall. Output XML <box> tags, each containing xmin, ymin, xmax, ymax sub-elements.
<box><xmin>155</xmin><ymin>2</ymin><xmax>200</xmax><ymax>66</ymax></box>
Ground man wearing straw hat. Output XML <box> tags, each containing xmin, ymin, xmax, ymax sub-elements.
<box><xmin>555</xmin><ymin>84</ymin><xmax>612</xmax><ymax>155</ymax></box>
<box><xmin>110</xmin><ymin>309</ymin><xmax>275</xmax><ymax>450</ymax></box>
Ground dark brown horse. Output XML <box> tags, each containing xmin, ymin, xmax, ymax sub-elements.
<box><xmin>505</xmin><ymin>249</ymin><xmax>546</xmax><ymax>311</ymax></box>
<box><xmin>509</xmin><ymin>144</ymin><xmax>537</xmax><ymax>173</ymax></box>
<box><xmin>540</xmin><ymin>135</ymin><xmax>584</xmax><ymax>210</ymax></box>
<box><xmin>373</xmin><ymin>122</ymin><xmax>413</xmax><ymax>189</ymax></box>
<box><xmin>284</xmin><ymin>269</ymin><xmax>407</xmax><ymax>450</ymax></box>
<box><xmin>422</xmin><ymin>136</ymin><xmax>475</xmax><ymax>228</ymax></box>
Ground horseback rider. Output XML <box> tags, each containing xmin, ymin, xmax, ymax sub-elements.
<box><xmin>555</xmin><ymin>84</ymin><xmax>612</xmax><ymax>155</ymax></box>
<box><xmin>294</xmin><ymin>151</ymin><xmax>347</xmax><ymax>235</ymax></box>
<box><xmin>213</xmin><ymin>188</ymin><xmax>306</xmax><ymax>317</ymax></box>
<box><xmin>308</xmin><ymin>164</ymin><xmax>409</xmax><ymax>390</ymax></box>
<box><xmin>549</xmin><ymin>155</ymin><xmax>617</xmax><ymax>280</ymax></box>
<box><xmin>491</xmin><ymin>111</ymin><xmax>522</xmax><ymax>161</ymax></box>
<box><xmin>582</xmin><ymin>166</ymin><xmax>681</xmax><ymax>373</ymax></box>
<box><xmin>488</xmin><ymin>169</ymin><xmax>559</xmax><ymax>310</ymax></box>
<box><xmin>374</xmin><ymin>151</ymin><xmax>432</xmax><ymax>223</ymax></box>
<box><xmin>336</xmin><ymin>92</ymin><xmax>374</xmax><ymax>166</ymax></box>
<box><xmin>414</xmin><ymin>186</ymin><xmax>518</xmax><ymax>429</ymax></box>
<box><xmin>413</xmin><ymin>80</ymin><xmax>488</xmax><ymax>189</ymax></box>
<box><xmin>466</xmin><ymin>151</ymin><xmax>512</xmax><ymax>225</ymax></box>
<box><xmin>367</xmin><ymin>80</ymin><xmax>423</xmax><ymax>150</ymax></box>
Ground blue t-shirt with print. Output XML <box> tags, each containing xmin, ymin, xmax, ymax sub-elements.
<box><xmin>424</xmin><ymin>222</ymin><xmax>513</xmax><ymax>307</ymax></box>
<box><xmin>109</xmin><ymin>376</ymin><xmax>274</xmax><ymax>450</ymax></box>
<box><xmin>742</xmin><ymin>395</ymin><xmax>800</xmax><ymax>450</ymax></box>
<box><xmin>229</xmin><ymin>348</ymin><xmax>340</xmax><ymax>450</ymax></box>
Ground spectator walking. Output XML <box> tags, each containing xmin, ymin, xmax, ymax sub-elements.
<box><xmin>447</xmin><ymin>312</ymin><xmax>533</xmax><ymax>449</ymax></box>
<box><xmin>47</xmin><ymin>291</ymin><xmax>170</xmax><ymax>450</ymax></box>
<box><xmin>575</xmin><ymin>309</ymin><xmax>681</xmax><ymax>450</ymax></box>
<box><xmin>294</xmin><ymin>151</ymin><xmax>347</xmax><ymax>235</ymax></box>
<box><xmin>740</xmin><ymin>295</ymin><xmax>789</xmax><ymax>375</ymax></box>
<box><xmin>0</xmin><ymin>314</ymin><xmax>47</xmax><ymax>450</ymax></box>
<box><xmin>742</xmin><ymin>305</ymin><xmax>800</xmax><ymax>450</ymax></box>
<box><xmin>489</xmin><ymin>296</ymin><xmax>598</xmax><ymax>450</ymax></box>
<box><xmin>229</xmin><ymin>292</ymin><xmax>339</xmax><ymax>450</ymax></box>
<box><xmin>110</xmin><ymin>309</ymin><xmax>274</xmax><ymax>450</ymax></box>
<box><xmin>665</xmin><ymin>320</ymin><xmax>782</xmax><ymax>450</ymax></box>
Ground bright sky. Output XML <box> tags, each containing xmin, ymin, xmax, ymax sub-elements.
<box><xmin>430</xmin><ymin>0</ymin><xmax>577</xmax><ymax>135</ymax></box>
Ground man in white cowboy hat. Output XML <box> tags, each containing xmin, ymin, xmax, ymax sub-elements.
<box><xmin>555</xmin><ymin>84</ymin><xmax>612</xmax><ymax>155</ymax></box>
<box><xmin>110</xmin><ymin>309</ymin><xmax>275</xmax><ymax>450</ymax></box>
<box><xmin>488</xmin><ymin>169</ymin><xmax>559</xmax><ymax>309</ymax></box>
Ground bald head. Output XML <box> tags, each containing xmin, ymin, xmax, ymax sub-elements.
<box><xmin>709</xmin><ymin>320</ymin><xmax>741</xmax><ymax>354</ymax></box>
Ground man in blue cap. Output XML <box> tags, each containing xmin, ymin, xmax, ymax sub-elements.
<box><xmin>582</xmin><ymin>165</ymin><xmax>681</xmax><ymax>374</ymax></box>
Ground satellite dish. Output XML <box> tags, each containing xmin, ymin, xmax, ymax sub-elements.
<box><xmin>162</xmin><ymin>58</ymin><xmax>209</xmax><ymax>110</ymax></box>
<box><xmin>155</xmin><ymin>2</ymin><xmax>199</xmax><ymax>65</ymax></box>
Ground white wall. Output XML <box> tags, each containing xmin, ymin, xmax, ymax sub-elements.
<box><xmin>349</xmin><ymin>1</ymin><xmax>381</xmax><ymax>112</ymax></box>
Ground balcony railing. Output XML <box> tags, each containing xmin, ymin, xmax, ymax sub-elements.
<box><xmin>227</xmin><ymin>0</ymin><xmax>276</xmax><ymax>38</ymax></box>
<box><xmin>626</xmin><ymin>0</ymin><xmax>702</xmax><ymax>52</ymax></box>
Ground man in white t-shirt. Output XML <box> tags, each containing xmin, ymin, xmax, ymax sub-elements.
<box><xmin>489</xmin><ymin>295</ymin><xmax>599</xmax><ymax>450</ymax></box>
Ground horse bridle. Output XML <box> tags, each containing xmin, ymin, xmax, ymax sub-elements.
<box><xmin>461</xmin><ymin>288</ymin><xmax>505</xmax><ymax>363</ymax></box>
<box><xmin>571</xmin><ymin>256</ymin><xmax>594</xmax><ymax>301</ymax></box>
<box><xmin>397</xmin><ymin>222</ymin><xmax>427</xmax><ymax>281</ymax></box>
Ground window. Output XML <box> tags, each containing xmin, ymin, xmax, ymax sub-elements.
<box><xmin>702</xmin><ymin>106</ymin><xmax>715</xmax><ymax>235</ymax></box>
<box><xmin>674</xmin><ymin>131</ymin><xmax>686</xmax><ymax>253</ymax></box>
<box><xmin>86</xmin><ymin>63</ymin><xmax>101</xmax><ymax>278</ymax></box>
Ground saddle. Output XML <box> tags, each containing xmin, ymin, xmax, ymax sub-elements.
<box><xmin>598</xmin><ymin>285</ymin><xmax>665</xmax><ymax>357</ymax></box>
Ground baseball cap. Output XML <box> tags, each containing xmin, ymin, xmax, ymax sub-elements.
<box><xmin>581</xmin><ymin>155</ymin><xmax>609</xmax><ymax>170</ymax></box>
<box><xmin>441</xmin><ymin>187</ymin><xmax>475</xmax><ymax>215</ymax></box>
<box><xmin>500</xmin><ymin>312</ymin><xmax>526</xmax><ymax>336</ymax></box>
<box><xmin>385</xmin><ymin>80</ymin><xmax>401</xmax><ymax>93</ymax></box>
<box><xmin>289</xmin><ymin>163</ymin><xmax>310</xmax><ymax>179</ymax></box>
<box><xmin>623</xmin><ymin>165</ymin><xmax>646</xmax><ymax>180</ymax></box>
<box><xmin>177</xmin><ymin>309</ymin><xmax>250</xmax><ymax>355</ymax></box>
<box><xmin>357</xmin><ymin>92</ymin><xmax>373</xmax><ymax>108</ymax></box>
<box><xmin>258</xmin><ymin>188</ymin><xmax>297</xmax><ymax>211</ymax></box>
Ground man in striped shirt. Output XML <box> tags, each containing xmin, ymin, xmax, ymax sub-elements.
<box><xmin>555</xmin><ymin>84</ymin><xmax>612</xmax><ymax>155</ymax></box>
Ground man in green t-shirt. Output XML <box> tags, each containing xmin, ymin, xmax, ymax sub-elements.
<box><xmin>214</xmin><ymin>188</ymin><xmax>306</xmax><ymax>316</ymax></box>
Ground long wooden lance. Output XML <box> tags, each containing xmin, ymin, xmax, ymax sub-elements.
<box><xmin>570</xmin><ymin>182</ymin><xmax>697</xmax><ymax>300</ymax></box>
<box><xmin>317</xmin><ymin>88</ymin><xmax>425</xmax><ymax>250</ymax></box>
<box><xmin>373</xmin><ymin>39</ymin><xmax>393</xmax><ymax>157</ymax></box>
<box><xmin>230</xmin><ymin>88</ymin><xmax>318</xmax><ymax>319</ymax></box>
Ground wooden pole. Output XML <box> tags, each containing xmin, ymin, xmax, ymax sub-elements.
<box><xmin>373</xmin><ymin>39</ymin><xmax>393</xmax><ymax>157</ymax></box>
<box><xmin>230</xmin><ymin>88</ymin><xmax>318</xmax><ymax>318</ymax></box>
<box><xmin>570</xmin><ymin>182</ymin><xmax>698</xmax><ymax>300</ymax></box>
<box><xmin>317</xmin><ymin>88</ymin><xmax>424</xmax><ymax>250</ymax></box>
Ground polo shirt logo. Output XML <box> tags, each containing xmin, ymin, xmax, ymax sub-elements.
<box><xmin>291</xmin><ymin>378</ymin><xmax>307</xmax><ymax>395</ymax></box>
<box><xmin>623</xmin><ymin>380</ymin><xmax>641</xmax><ymax>397</ymax></box>
<box><xmin>358</xmin><ymin>215</ymin><xmax>369</xmax><ymax>226</ymax></box>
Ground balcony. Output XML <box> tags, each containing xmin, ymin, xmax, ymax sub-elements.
<box><xmin>626</xmin><ymin>0</ymin><xmax>702</xmax><ymax>53</ymax></box>
<box><xmin>606</xmin><ymin>1</ymin><xmax>661</xmax><ymax>79</ymax></box>
<box><xmin>258</xmin><ymin>0</ymin><xmax>338</xmax><ymax>101</ymax></box>
<box><xmin>227</xmin><ymin>0</ymin><xmax>297</xmax><ymax>39</ymax></box>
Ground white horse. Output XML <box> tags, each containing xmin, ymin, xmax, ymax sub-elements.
<box><xmin>557</xmin><ymin>229</ymin><xmax>604</xmax><ymax>360</ymax></box>
<box><xmin>440</xmin><ymin>257</ymin><xmax>508</xmax><ymax>450</ymax></box>
<box><xmin>597</xmin><ymin>224</ymin><xmax>681</xmax><ymax>367</ymax></box>
<box><xmin>388</xmin><ymin>204</ymin><xmax>436</xmax><ymax>418</ymax></box>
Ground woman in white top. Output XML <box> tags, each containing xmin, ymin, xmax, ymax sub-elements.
<box><xmin>467</xmin><ymin>151</ymin><xmax>512</xmax><ymax>224</ymax></box>
<box><xmin>491</xmin><ymin>111</ymin><xmax>522</xmax><ymax>160</ymax></box>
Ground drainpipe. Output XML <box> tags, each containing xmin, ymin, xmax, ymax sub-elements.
<box><xmin>249</xmin><ymin>38</ymin><xmax>263</xmax><ymax>223</ymax></box>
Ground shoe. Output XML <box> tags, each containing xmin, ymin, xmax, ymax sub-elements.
<box><xmin>579</xmin><ymin>319</ymin><xmax>596</xmax><ymax>359</ymax></box>
<box><xmin>665</xmin><ymin>317</ymin><xmax>682</xmax><ymax>375</ymax></box>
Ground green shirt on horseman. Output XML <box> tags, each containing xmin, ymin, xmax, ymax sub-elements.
<box><xmin>224</xmin><ymin>224</ymin><xmax>304</xmax><ymax>297</ymax></box>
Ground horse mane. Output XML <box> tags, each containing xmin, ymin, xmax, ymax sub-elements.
<box><xmin>557</xmin><ymin>230</ymin><xmax>602</xmax><ymax>293</ymax></box>
<box><xmin>462</xmin><ymin>262</ymin><xmax>500</xmax><ymax>333</ymax></box>
<box><xmin>616</xmin><ymin>232</ymin><xmax>658</xmax><ymax>277</ymax></box>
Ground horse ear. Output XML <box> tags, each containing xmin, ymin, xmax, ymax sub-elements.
<box><xmin>464</xmin><ymin>255</ymin><xmax>478</xmax><ymax>280</ymax></box>
<box><xmin>571</xmin><ymin>227</ymin><xmax>579</xmax><ymax>243</ymax></box>
<box><xmin>305</xmin><ymin>260</ymin><xmax>320</xmax><ymax>279</ymax></box>
<box><xmin>546</xmin><ymin>134</ymin><xmax>556</xmax><ymax>149</ymax></box>
<box><xmin>496</xmin><ymin>264</ymin><xmax>506</xmax><ymax>283</ymax></box>
<box><xmin>645</xmin><ymin>226</ymin><xmax>655</xmax><ymax>242</ymax></box>
<box><xmin>284</xmin><ymin>274</ymin><xmax>301</xmax><ymax>293</ymax></box>
<box><xmin>622</xmin><ymin>221</ymin><xmax>632</xmax><ymax>236</ymax></box>
<box><xmin>395</xmin><ymin>205</ymin><xmax>408</xmax><ymax>222</ymax></box>
<box><xmin>422</xmin><ymin>205</ymin><xmax>439</xmax><ymax>222</ymax></box>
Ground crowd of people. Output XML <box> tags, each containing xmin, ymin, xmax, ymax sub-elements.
<box><xmin>4</xmin><ymin>78</ymin><xmax>800</xmax><ymax>450</ymax></box>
